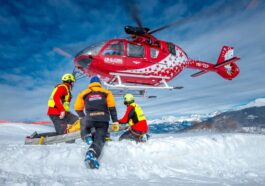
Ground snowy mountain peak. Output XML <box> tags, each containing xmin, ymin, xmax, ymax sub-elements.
<box><xmin>235</xmin><ymin>98</ymin><xmax>265</xmax><ymax>110</ymax></box>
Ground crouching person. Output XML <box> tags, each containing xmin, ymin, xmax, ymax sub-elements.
<box><xmin>47</xmin><ymin>73</ymin><xmax>79</xmax><ymax>136</ymax></box>
<box><xmin>74</xmin><ymin>76</ymin><xmax>118</xmax><ymax>169</ymax></box>
<box><xmin>112</xmin><ymin>93</ymin><xmax>149</xmax><ymax>142</ymax></box>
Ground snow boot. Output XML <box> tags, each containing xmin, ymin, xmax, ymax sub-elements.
<box><xmin>84</xmin><ymin>150</ymin><xmax>99</xmax><ymax>169</ymax></box>
<box><xmin>85</xmin><ymin>135</ymin><xmax>93</xmax><ymax>145</ymax></box>
<box><xmin>141</xmin><ymin>134</ymin><xmax>148</xmax><ymax>142</ymax></box>
<box><xmin>140</xmin><ymin>134</ymin><xmax>150</xmax><ymax>142</ymax></box>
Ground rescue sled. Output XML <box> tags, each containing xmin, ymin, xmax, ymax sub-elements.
<box><xmin>25</xmin><ymin>124</ymin><xmax>129</xmax><ymax>145</ymax></box>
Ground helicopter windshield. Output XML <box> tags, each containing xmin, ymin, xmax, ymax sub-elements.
<box><xmin>75</xmin><ymin>41</ymin><xmax>106</xmax><ymax>57</ymax></box>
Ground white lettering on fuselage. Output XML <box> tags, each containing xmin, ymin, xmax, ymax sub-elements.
<box><xmin>196</xmin><ymin>62</ymin><xmax>209</xmax><ymax>68</ymax></box>
<box><xmin>104</xmin><ymin>57</ymin><xmax>123</xmax><ymax>64</ymax></box>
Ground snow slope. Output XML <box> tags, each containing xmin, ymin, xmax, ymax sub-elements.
<box><xmin>0</xmin><ymin>123</ymin><xmax>265</xmax><ymax>186</ymax></box>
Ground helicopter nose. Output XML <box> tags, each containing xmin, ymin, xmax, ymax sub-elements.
<box><xmin>76</xmin><ymin>56</ymin><xmax>92</xmax><ymax>69</ymax></box>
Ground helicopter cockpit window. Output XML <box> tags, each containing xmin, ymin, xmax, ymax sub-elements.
<box><xmin>127</xmin><ymin>43</ymin><xmax>144</xmax><ymax>58</ymax></box>
<box><xmin>102</xmin><ymin>41</ymin><xmax>124</xmax><ymax>56</ymax></box>
<box><xmin>75</xmin><ymin>41</ymin><xmax>106</xmax><ymax>57</ymax></box>
<box><xmin>150</xmin><ymin>48</ymin><xmax>159</xmax><ymax>58</ymax></box>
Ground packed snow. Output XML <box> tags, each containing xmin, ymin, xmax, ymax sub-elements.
<box><xmin>0</xmin><ymin>122</ymin><xmax>265</xmax><ymax>186</ymax></box>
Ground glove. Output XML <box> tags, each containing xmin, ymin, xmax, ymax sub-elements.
<box><xmin>59</xmin><ymin>111</ymin><xmax>66</xmax><ymax>119</ymax></box>
<box><xmin>111</xmin><ymin>122</ymin><xmax>119</xmax><ymax>132</ymax></box>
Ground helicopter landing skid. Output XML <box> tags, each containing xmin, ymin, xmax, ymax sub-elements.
<box><xmin>103</xmin><ymin>73</ymin><xmax>183</xmax><ymax>98</ymax></box>
<box><xmin>108</xmin><ymin>89</ymin><xmax>158</xmax><ymax>98</ymax></box>
<box><xmin>105</xmin><ymin>73</ymin><xmax>177</xmax><ymax>90</ymax></box>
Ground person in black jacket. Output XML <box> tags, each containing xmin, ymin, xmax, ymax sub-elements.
<box><xmin>74</xmin><ymin>76</ymin><xmax>118</xmax><ymax>169</ymax></box>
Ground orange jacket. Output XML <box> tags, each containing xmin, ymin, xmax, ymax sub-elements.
<box><xmin>74</xmin><ymin>82</ymin><xmax>117</xmax><ymax>122</ymax></box>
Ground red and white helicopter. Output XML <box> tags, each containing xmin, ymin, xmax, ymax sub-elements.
<box><xmin>73</xmin><ymin>25</ymin><xmax>240</xmax><ymax>93</ymax></box>
<box><xmin>69</xmin><ymin>5</ymin><xmax>240</xmax><ymax>96</ymax></box>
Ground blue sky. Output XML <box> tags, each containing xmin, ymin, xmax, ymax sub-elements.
<box><xmin>0</xmin><ymin>0</ymin><xmax>265</xmax><ymax>121</ymax></box>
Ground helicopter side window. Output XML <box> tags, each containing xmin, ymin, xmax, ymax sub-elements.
<box><xmin>150</xmin><ymin>48</ymin><xmax>159</xmax><ymax>58</ymax></box>
<box><xmin>75</xmin><ymin>41</ymin><xmax>106</xmax><ymax>58</ymax></box>
<box><xmin>127</xmin><ymin>43</ymin><xmax>144</xmax><ymax>58</ymax></box>
<box><xmin>102</xmin><ymin>41</ymin><xmax>124</xmax><ymax>56</ymax></box>
<box><xmin>167</xmin><ymin>42</ymin><xmax>176</xmax><ymax>56</ymax></box>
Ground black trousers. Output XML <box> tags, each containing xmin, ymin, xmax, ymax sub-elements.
<box><xmin>81</xmin><ymin>117</ymin><xmax>109</xmax><ymax>158</ymax></box>
<box><xmin>49</xmin><ymin>112</ymin><xmax>79</xmax><ymax>135</ymax></box>
<box><xmin>119</xmin><ymin>129</ymin><xmax>145</xmax><ymax>142</ymax></box>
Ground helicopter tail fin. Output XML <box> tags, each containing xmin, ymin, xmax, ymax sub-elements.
<box><xmin>217</xmin><ymin>46</ymin><xmax>234</xmax><ymax>64</ymax></box>
<box><xmin>215</xmin><ymin>46</ymin><xmax>240</xmax><ymax>80</ymax></box>
<box><xmin>191</xmin><ymin>46</ymin><xmax>240</xmax><ymax>80</ymax></box>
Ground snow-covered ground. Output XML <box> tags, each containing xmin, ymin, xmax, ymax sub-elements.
<box><xmin>0</xmin><ymin>123</ymin><xmax>265</xmax><ymax>186</ymax></box>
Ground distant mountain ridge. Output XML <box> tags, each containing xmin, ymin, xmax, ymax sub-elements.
<box><xmin>190</xmin><ymin>106</ymin><xmax>265</xmax><ymax>133</ymax></box>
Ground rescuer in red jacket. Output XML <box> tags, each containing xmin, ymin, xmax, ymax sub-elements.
<box><xmin>47</xmin><ymin>73</ymin><xmax>79</xmax><ymax>135</ymax></box>
<box><xmin>112</xmin><ymin>93</ymin><xmax>149</xmax><ymax>142</ymax></box>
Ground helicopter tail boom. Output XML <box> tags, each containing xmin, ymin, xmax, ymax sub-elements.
<box><xmin>190</xmin><ymin>46</ymin><xmax>240</xmax><ymax>80</ymax></box>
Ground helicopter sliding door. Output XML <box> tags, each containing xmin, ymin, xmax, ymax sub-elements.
<box><xmin>123</xmin><ymin>41</ymin><xmax>155</xmax><ymax>84</ymax></box>
<box><xmin>100</xmin><ymin>40</ymin><xmax>126</xmax><ymax>71</ymax></box>
<box><xmin>125</xmin><ymin>42</ymin><xmax>145</xmax><ymax>69</ymax></box>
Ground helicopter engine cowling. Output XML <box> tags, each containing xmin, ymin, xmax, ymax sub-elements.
<box><xmin>124</xmin><ymin>26</ymin><xmax>150</xmax><ymax>36</ymax></box>
<box><xmin>217</xmin><ymin>62</ymin><xmax>240</xmax><ymax>80</ymax></box>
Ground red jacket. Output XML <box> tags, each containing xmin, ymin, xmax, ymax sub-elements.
<box><xmin>118</xmin><ymin>103</ymin><xmax>148</xmax><ymax>133</ymax></box>
<box><xmin>47</xmin><ymin>83</ymin><xmax>72</xmax><ymax>115</ymax></box>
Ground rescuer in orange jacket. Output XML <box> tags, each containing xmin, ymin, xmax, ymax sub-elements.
<box><xmin>112</xmin><ymin>93</ymin><xmax>149</xmax><ymax>142</ymax></box>
<box><xmin>47</xmin><ymin>73</ymin><xmax>79</xmax><ymax>135</ymax></box>
<box><xmin>74</xmin><ymin>76</ymin><xmax>118</xmax><ymax>169</ymax></box>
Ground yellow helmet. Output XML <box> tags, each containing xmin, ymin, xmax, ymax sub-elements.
<box><xmin>124</xmin><ymin>93</ymin><xmax>134</xmax><ymax>104</ymax></box>
<box><xmin>62</xmin><ymin>73</ymin><xmax>75</xmax><ymax>82</ymax></box>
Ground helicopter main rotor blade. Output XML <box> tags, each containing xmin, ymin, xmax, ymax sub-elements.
<box><xmin>53</xmin><ymin>48</ymin><xmax>73</xmax><ymax>58</ymax></box>
<box><xmin>149</xmin><ymin>0</ymin><xmax>257</xmax><ymax>34</ymax></box>
<box><xmin>149</xmin><ymin>18</ymin><xmax>192</xmax><ymax>35</ymax></box>
<box><xmin>124</xmin><ymin>0</ymin><xmax>143</xmax><ymax>28</ymax></box>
